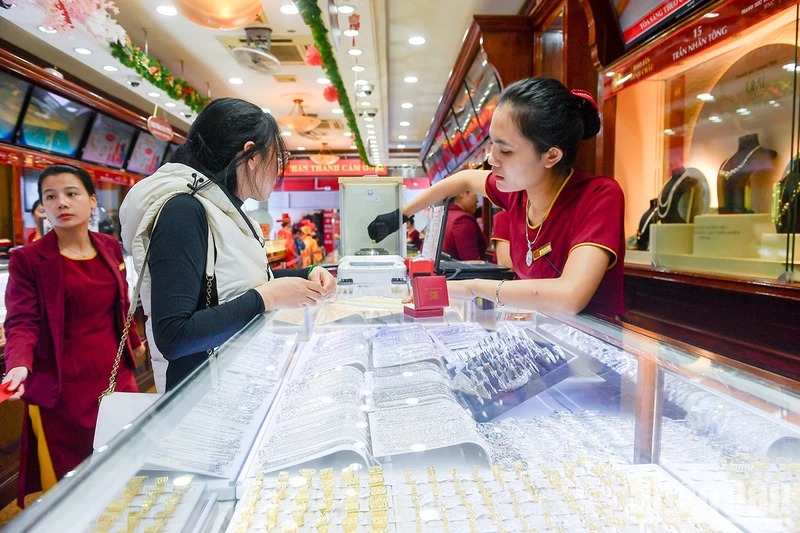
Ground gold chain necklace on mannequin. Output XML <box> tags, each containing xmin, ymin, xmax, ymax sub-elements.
<box><xmin>719</xmin><ymin>146</ymin><xmax>761</xmax><ymax>180</ymax></box>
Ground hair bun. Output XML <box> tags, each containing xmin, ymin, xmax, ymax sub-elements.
<box><xmin>570</xmin><ymin>88</ymin><xmax>601</xmax><ymax>140</ymax></box>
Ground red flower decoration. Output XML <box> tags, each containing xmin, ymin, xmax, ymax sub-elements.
<box><xmin>148</xmin><ymin>66</ymin><xmax>159</xmax><ymax>76</ymax></box>
<box><xmin>323</xmin><ymin>84</ymin><xmax>339</xmax><ymax>102</ymax></box>
<box><xmin>305</xmin><ymin>45</ymin><xmax>322</xmax><ymax>66</ymax></box>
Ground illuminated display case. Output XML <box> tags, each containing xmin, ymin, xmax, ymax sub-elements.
<box><xmin>5</xmin><ymin>287</ymin><xmax>800</xmax><ymax>532</ymax></box>
<box><xmin>608</xmin><ymin>0</ymin><xmax>800</xmax><ymax>281</ymax></box>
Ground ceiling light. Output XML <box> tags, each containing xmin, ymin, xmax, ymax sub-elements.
<box><xmin>359</xmin><ymin>101</ymin><xmax>371</xmax><ymax>107</ymax></box>
<box><xmin>332</xmin><ymin>108</ymin><xmax>343</xmax><ymax>114</ymax></box>
<box><xmin>400</xmin><ymin>121</ymin><xmax>410</xmax><ymax>127</ymax></box>
<box><xmin>696</xmin><ymin>93</ymin><xmax>715</xmax><ymax>102</ymax></box>
<box><xmin>398</xmin><ymin>135</ymin><xmax>407</xmax><ymax>140</ymax></box>
<box><xmin>309</xmin><ymin>142</ymin><xmax>339</xmax><ymax>166</ymax></box>
<box><xmin>148</xmin><ymin>92</ymin><xmax>160</xmax><ymax>97</ymax></box>
<box><xmin>280</xmin><ymin>3</ymin><xmax>299</xmax><ymax>14</ymax></box>
<box><xmin>262</xmin><ymin>107</ymin><xmax>271</xmax><ymax>114</ymax></box>
<box><xmin>397</xmin><ymin>144</ymin><xmax>406</xmax><ymax>149</ymax></box>
<box><xmin>704</xmin><ymin>12</ymin><xmax>719</xmax><ymax>18</ymax></box>
<box><xmin>350</xmin><ymin>144</ymin><xmax>357</xmax><ymax>149</ymax></box>
<box><xmin>281</xmin><ymin>131</ymin><xmax>292</xmax><ymax>136</ymax></box>
<box><xmin>337</xmin><ymin>4</ymin><xmax>355</xmax><ymax>14</ymax></box>
<box><xmin>343</xmin><ymin>131</ymin><xmax>352</xmax><ymax>137</ymax></box>
<box><xmin>66</xmin><ymin>106</ymin><xmax>78</xmax><ymax>113</ymax></box>
<box><xmin>156</xmin><ymin>5</ymin><xmax>177</xmax><ymax>16</ymax></box>
<box><xmin>348</xmin><ymin>48</ymin><xmax>363</xmax><ymax>56</ymax></box>
<box><xmin>229</xmin><ymin>77</ymin><xmax>244</xmax><ymax>85</ymax></box>
<box><xmin>164</xmin><ymin>102</ymin><xmax>176</xmax><ymax>108</ymax></box>
<box><xmin>38</xmin><ymin>26</ymin><xmax>58</xmax><ymax>34</ymax></box>
<box><xmin>297</xmin><ymin>146</ymin><xmax>306</xmax><ymax>151</ymax></box>
<box><xmin>366</xmin><ymin>124</ymin><xmax>374</xmax><ymax>129</ymax></box>
<box><xmin>277</xmin><ymin>98</ymin><xmax>321</xmax><ymax>133</ymax></box>
<box><xmin>663</xmin><ymin>128</ymin><xmax>676</xmax><ymax>136</ymax></box>
<box><xmin>74</xmin><ymin>47</ymin><xmax>92</xmax><ymax>55</ymax></box>
<box><xmin>401</xmin><ymin>102</ymin><xmax>413</xmax><ymax>109</ymax></box>
<box><xmin>736</xmin><ymin>107</ymin><xmax>751</xmax><ymax>115</ymax></box>
<box><xmin>102</xmin><ymin>65</ymin><xmax>119</xmax><ymax>72</ymax></box>
<box><xmin>343</xmin><ymin>28</ymin><xmax>359</xmax><ymax>37</ymax></box>
<box><xmin>709</xmin><ymin>115</ymin><xmax>723</xmax><ymax>123</ymax></box>
<box><xmin>364</xmin><ymin>116</ymin><xmax>374</xmax><ymax>122</ymax></box>
<box><xmin>317</xmin><ymin>77</ymin><xmax>330</xmax><ymax>84</ymax></box>
<box><xmin>605</xmin><ymin>71</ymin><xmax>615</xmax><ymax>78</ymax></box>
<box><xmin>355</xmin><ymin>79</ymin><xmax>368</xmax><ymax>86</ymax></box>
<box><xmin>408</xmin><ymin>36</ymin><xmax>426</xmax><ymax>45</ymax></box>
<box><xmin>404</xmin><ymin>76</ymin><xmax>418</xmax><ymax>83</ymax></box>
<box><xmin>352</xmin><ymin>64</ymin><xmax>365</xmax><ymax>72</ymax></box>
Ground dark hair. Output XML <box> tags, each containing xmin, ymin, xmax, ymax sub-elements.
<box><xmin>38</xmin><ymin>164</ymin><xmax>96</xmax><ymax>199</ymax></box>
<box><xmin>31</xmin><ymin>199</ymin><xmax>42</xmax><ymax>212</ymax></box>
<box><xmin>407</xmin><ymin>215</ymin><xmax>415</xmax><ymax>225</ymax></box>
<box><xmin>172</xmin><ymin>97</ymin><xmax>288</xmax><ymax>195</ymax></box>
<box><xmin>498</xmin><ymin>77</ymin><xmax>600</xmax><ymax>174</ymax></box>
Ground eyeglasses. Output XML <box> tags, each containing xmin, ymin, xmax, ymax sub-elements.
<box><xmin>278</xmin><ymin>150</ymin><xmax>291</xmax><ymax>173</ymax></box>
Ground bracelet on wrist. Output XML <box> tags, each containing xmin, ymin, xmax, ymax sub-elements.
<box><xmin>495</xmin><ymin>279</ymin><xmax>505</xmax><ymax>307</ymax></box>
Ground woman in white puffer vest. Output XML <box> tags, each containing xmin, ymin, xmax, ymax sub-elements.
<box><xmin>120</xmin><ymin>98</ymin><xmax>336</xmax><ymax>392</ymax></box>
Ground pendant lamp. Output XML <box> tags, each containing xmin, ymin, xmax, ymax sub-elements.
<box><xmin>310</xmin><ymin>142</ymin><xmax>340</xmax><ymax>166</ymax></box>
<box><xmin>278</xmin><ymin>99</ymin><xmax>321</xmax><ymax>133</ymax></box>
<box><xmin>172</xmin><ymin>0</ymin><xmax>261</xmax><ymax>30</ymax></box>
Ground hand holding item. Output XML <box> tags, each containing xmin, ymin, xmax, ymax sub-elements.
<box><xmin>1</xmin><ymin>367</ymin><xmax>29</xmax><ymax>402</ymax></box>
<box><xmin>308</xmin><ymin>266</ymin><xmax>337</xmax><ymax>299</ymax></box>
<box><xmin>367</xmin><ymin>209</ymin><xmax>405</xmax><ymax>242</ymax></box>
<box><xmin>256</xmin><ymin>277</ymin><xmax>324</xmax><ymax>310</ymax></box>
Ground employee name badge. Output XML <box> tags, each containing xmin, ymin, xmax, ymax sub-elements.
<box><xmin>533</xmin><ymin>242</ymin><xmax>552</xmax><ymax>261</ymax></box>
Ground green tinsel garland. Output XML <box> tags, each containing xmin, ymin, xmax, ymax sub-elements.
<box><xmin>109</xmin><ymin>40</ymin><xmax>210</xmax><ymax>114</ymax></box>
<box><xmin>295</xmin><ymin>0</ymin><xmax>372</xmax><ymax>166</ymax></box>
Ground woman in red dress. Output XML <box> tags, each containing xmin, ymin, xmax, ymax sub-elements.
<box><xmin>369</xmin><ymin>78</ymin><xmax>624</xmax><ymax>318</ymax></box>
<box><xmin>2</xmin><ymin>164</ymin><xmax>144</xmax><ymax>506</ymax></box>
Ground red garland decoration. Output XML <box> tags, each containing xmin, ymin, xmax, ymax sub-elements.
<box><xmin>323</xmin><ymin>84</ymin><xmax>339</xmax><ymax>102</ymax></box>
<box><xmin>305</xmin><ymin>45</ymin><xmax>322</xmax><ymax>66</ymax></box>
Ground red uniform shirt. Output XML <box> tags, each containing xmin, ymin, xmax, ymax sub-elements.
<box><xmin>491</xmin><ymin>210</ymin><xmax>510</xmax><ymax>243</ymax></box>
<box><xmin>442</xmin><ymin>204</ymin><xmax>487</xmax><ymax>261</ymax></box>
<box><xmin>484</xmin><ymin>170</ymin><xmax>625</xmax><ymax>317</ymax></box>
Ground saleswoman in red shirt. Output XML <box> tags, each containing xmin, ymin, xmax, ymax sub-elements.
<box><xmin>369</xmin><ymin>77</ymin><xmax>624</xmax><ymax>318</ymax></box>
<box><xmin>2</xmin><ymin>164</ymin><xmax>144</xmax><ymax>506</ymax></box>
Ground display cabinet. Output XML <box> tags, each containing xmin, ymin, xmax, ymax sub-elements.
<box><xmin>5</xmin><ymin>284</ymin><xmax>800</xmax><ymax>532</ymax></box>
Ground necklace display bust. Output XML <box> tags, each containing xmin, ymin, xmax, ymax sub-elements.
<box><xmin>717</xmin><ymin>133</ymin><xmax>777</xmax><ymax>214</ymax></box>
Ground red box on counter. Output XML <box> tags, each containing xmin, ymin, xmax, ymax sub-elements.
<box><xmin>403</xmin><ymin>274</ymin><xmax>448</xmax><ymax>318</ymax></box>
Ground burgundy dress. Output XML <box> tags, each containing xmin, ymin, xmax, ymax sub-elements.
<box><xmin>32</xmin><ymin>255</ymin><xmax>137</xmax><ymax>480</ymax></box>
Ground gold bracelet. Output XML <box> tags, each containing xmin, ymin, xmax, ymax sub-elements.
<box><xmin>495</xmin><ymin>279</ymin><xmax>505</xmax><ymax>307</ymax></box>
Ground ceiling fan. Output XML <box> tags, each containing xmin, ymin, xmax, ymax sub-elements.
<box><xmin>231</xmin><ymin>25</ymin><xmax>281</xmax><ymax>74</ymax></box>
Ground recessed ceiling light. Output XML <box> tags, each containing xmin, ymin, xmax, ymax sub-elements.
<box><xmin>364</xmin><ymin>116</ymin><xmax>374</xmax><ymax>122</ymax></box>
<box><xmin>343</xmin><ymin>131</ymin><xmax>352</xmax><ymax>137</ymax></box>
<box><xmin>348</xmin><ymin>48</ymin><xmax>363</xmax><ymax>56</ymax></box>
<box><xmin>398</xmin><ymin>135</ymin><xmax>407</xmax><ymax>140</ymax></box>
<box><xmin>350</xmin><ymin>144</ymin><xmax>357</xmax><ymax>149</ymax></box>
<box><xmin>404</xmin><ymin>76</ymin><xmax>418</xmax><ymax>83</ymax></box>
<box><xmin>359</xmin><ymin>101</ymin><xmax>371</xmax><ymax>107</ymax></box>
<box><xmin>605</xmin><ymin>71</ymin><xmax>615</xmax><ymax>78</ymax></box>
<box><xmin>156</xmin><ymin>5</ymin><xmax>177</xmax><ymax>16</ymax></box>
<box><xmin>709</xmin><ymin>115</ymin><xmax>723</xmax><ymax>123</ymax></box>
<box><xmin>337</xmin><ymin>4</ymin><xmax>355</xmax><ymax>14</ymax></box>
<box><xmin>343</xmin><ymin>29</ymin><xmax>359</xmax><ymax>37</ymax></box>
<box><xmin>65</xmin><ymin>106</ymin><xmax>78</xmax><ymax>113</ymax></box>
<box><xmin>164</xmin><ymin>102</ymin><xmax>176</xmax><ymax>108</ymax></box>
<box><xmin>38</xmin><ymin>26</ymin><xmax>58</xmax><ymax>34</ymax></box>
<box><xmin>408</xmin><ymin>36</ymin><xmax>426</xmax><ymax>45</ymax></box>
<box><xmin>280</xmin><ymin>3</ymin><xmax>299</xmax><ymax>14</ymax></box>
<box><xmin>366</xmin><ymin>124</ymin><xmax>374</xmax><ymax>129</ymax></box>
<box><xmin>317</xmin><ymin>77</ymin><xmax>330</xmax><ymax>84</ymax></box>
<box><xmin>352</xmin><ymin>65</ymin><xmax>365</xmax><ymax>73</ymax></box>
<box><xmin>148</xmin><ymin>92</ymin><xmax>160</xmax><ymax>97</ymax></box>
<box><xmin>704</xmin><ymin>12</ymin><xmax>719</xmax><ymax>18</ymax></box>
<box><xmin>696</xmin><ymin>93</ymin><xmax>715</xmax><ymax>102</ymax></box>
<box><xmin>332</xmin><ymin>108</ymin><xmax>343</xmax><ymax>114</ymax></box>
<box><xmin>103</xmin><ymin>65</ymin><xmax>119</xmax><ymax>72</ymax></box>
<box><xmin>74</xmin><ymin>47</ymin><xmax>92</xmax><ymax>55</ymax></box>
<box><xmin>355</xmin><ymin>79</ymin><xmax>368</xmax><ymax>86</ymax></box>
<box><xmin>281</xmin><ymin>131</ymin><xmax>292</xmax><ymax>137</ymax></box>
<box><xmin>397</xmin><ymin>144</ymin><xmax>406</xmax><ymax>149</ymax></box>
<box><xmin>400</xmin><ymin>121</ymin><xmax>410</xmax><ymax>126</ymax></box>
<box><xmin>262</xmin><ymin>107</ymin><xmax>271</xmax><ymax>114</ymax></box>
<box><xmin>229</xmin><ymin>77</ymin><xmax>244</xmax><ymax>85</ymax></box>
<box><xmin>401</xmin><ymin>102</ymin><xmax>413</xmax><ymax>109</ymax></box>
<box><xmin>297</xmin><ymin>146</ymin><xmax>306</xmax><ymax>151</ymax></box>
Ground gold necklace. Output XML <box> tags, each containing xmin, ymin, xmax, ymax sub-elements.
<box><xmin>719</xmin><ymin>146</ymin><xmax>760</xmax><ymax>180</ymax></box>
<box><xmin>59</xmin><ymin>244</ymin><xmax>94</xmax><ymax>258</ymax></box>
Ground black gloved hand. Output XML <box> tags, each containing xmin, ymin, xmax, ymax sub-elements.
<box><xmin>367</xmin><ymin>208</ymin><xmax>407</xmax><ymax>242</ymax></box>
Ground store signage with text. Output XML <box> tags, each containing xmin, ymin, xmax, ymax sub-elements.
<box><xmin>604</xmin><ymin>0</ymin><xmax>792</xmax><ymax>98</ymax></box>
<box><xmin>284</xmin><ymin>158</ymin><xmax>388</xmax><ymax>176</ymax></box>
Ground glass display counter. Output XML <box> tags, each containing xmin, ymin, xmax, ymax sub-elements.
<box><xmin>6</xmin><ymin>284</ymin><xmax>800</xmax><ymax>532</ymax></box>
